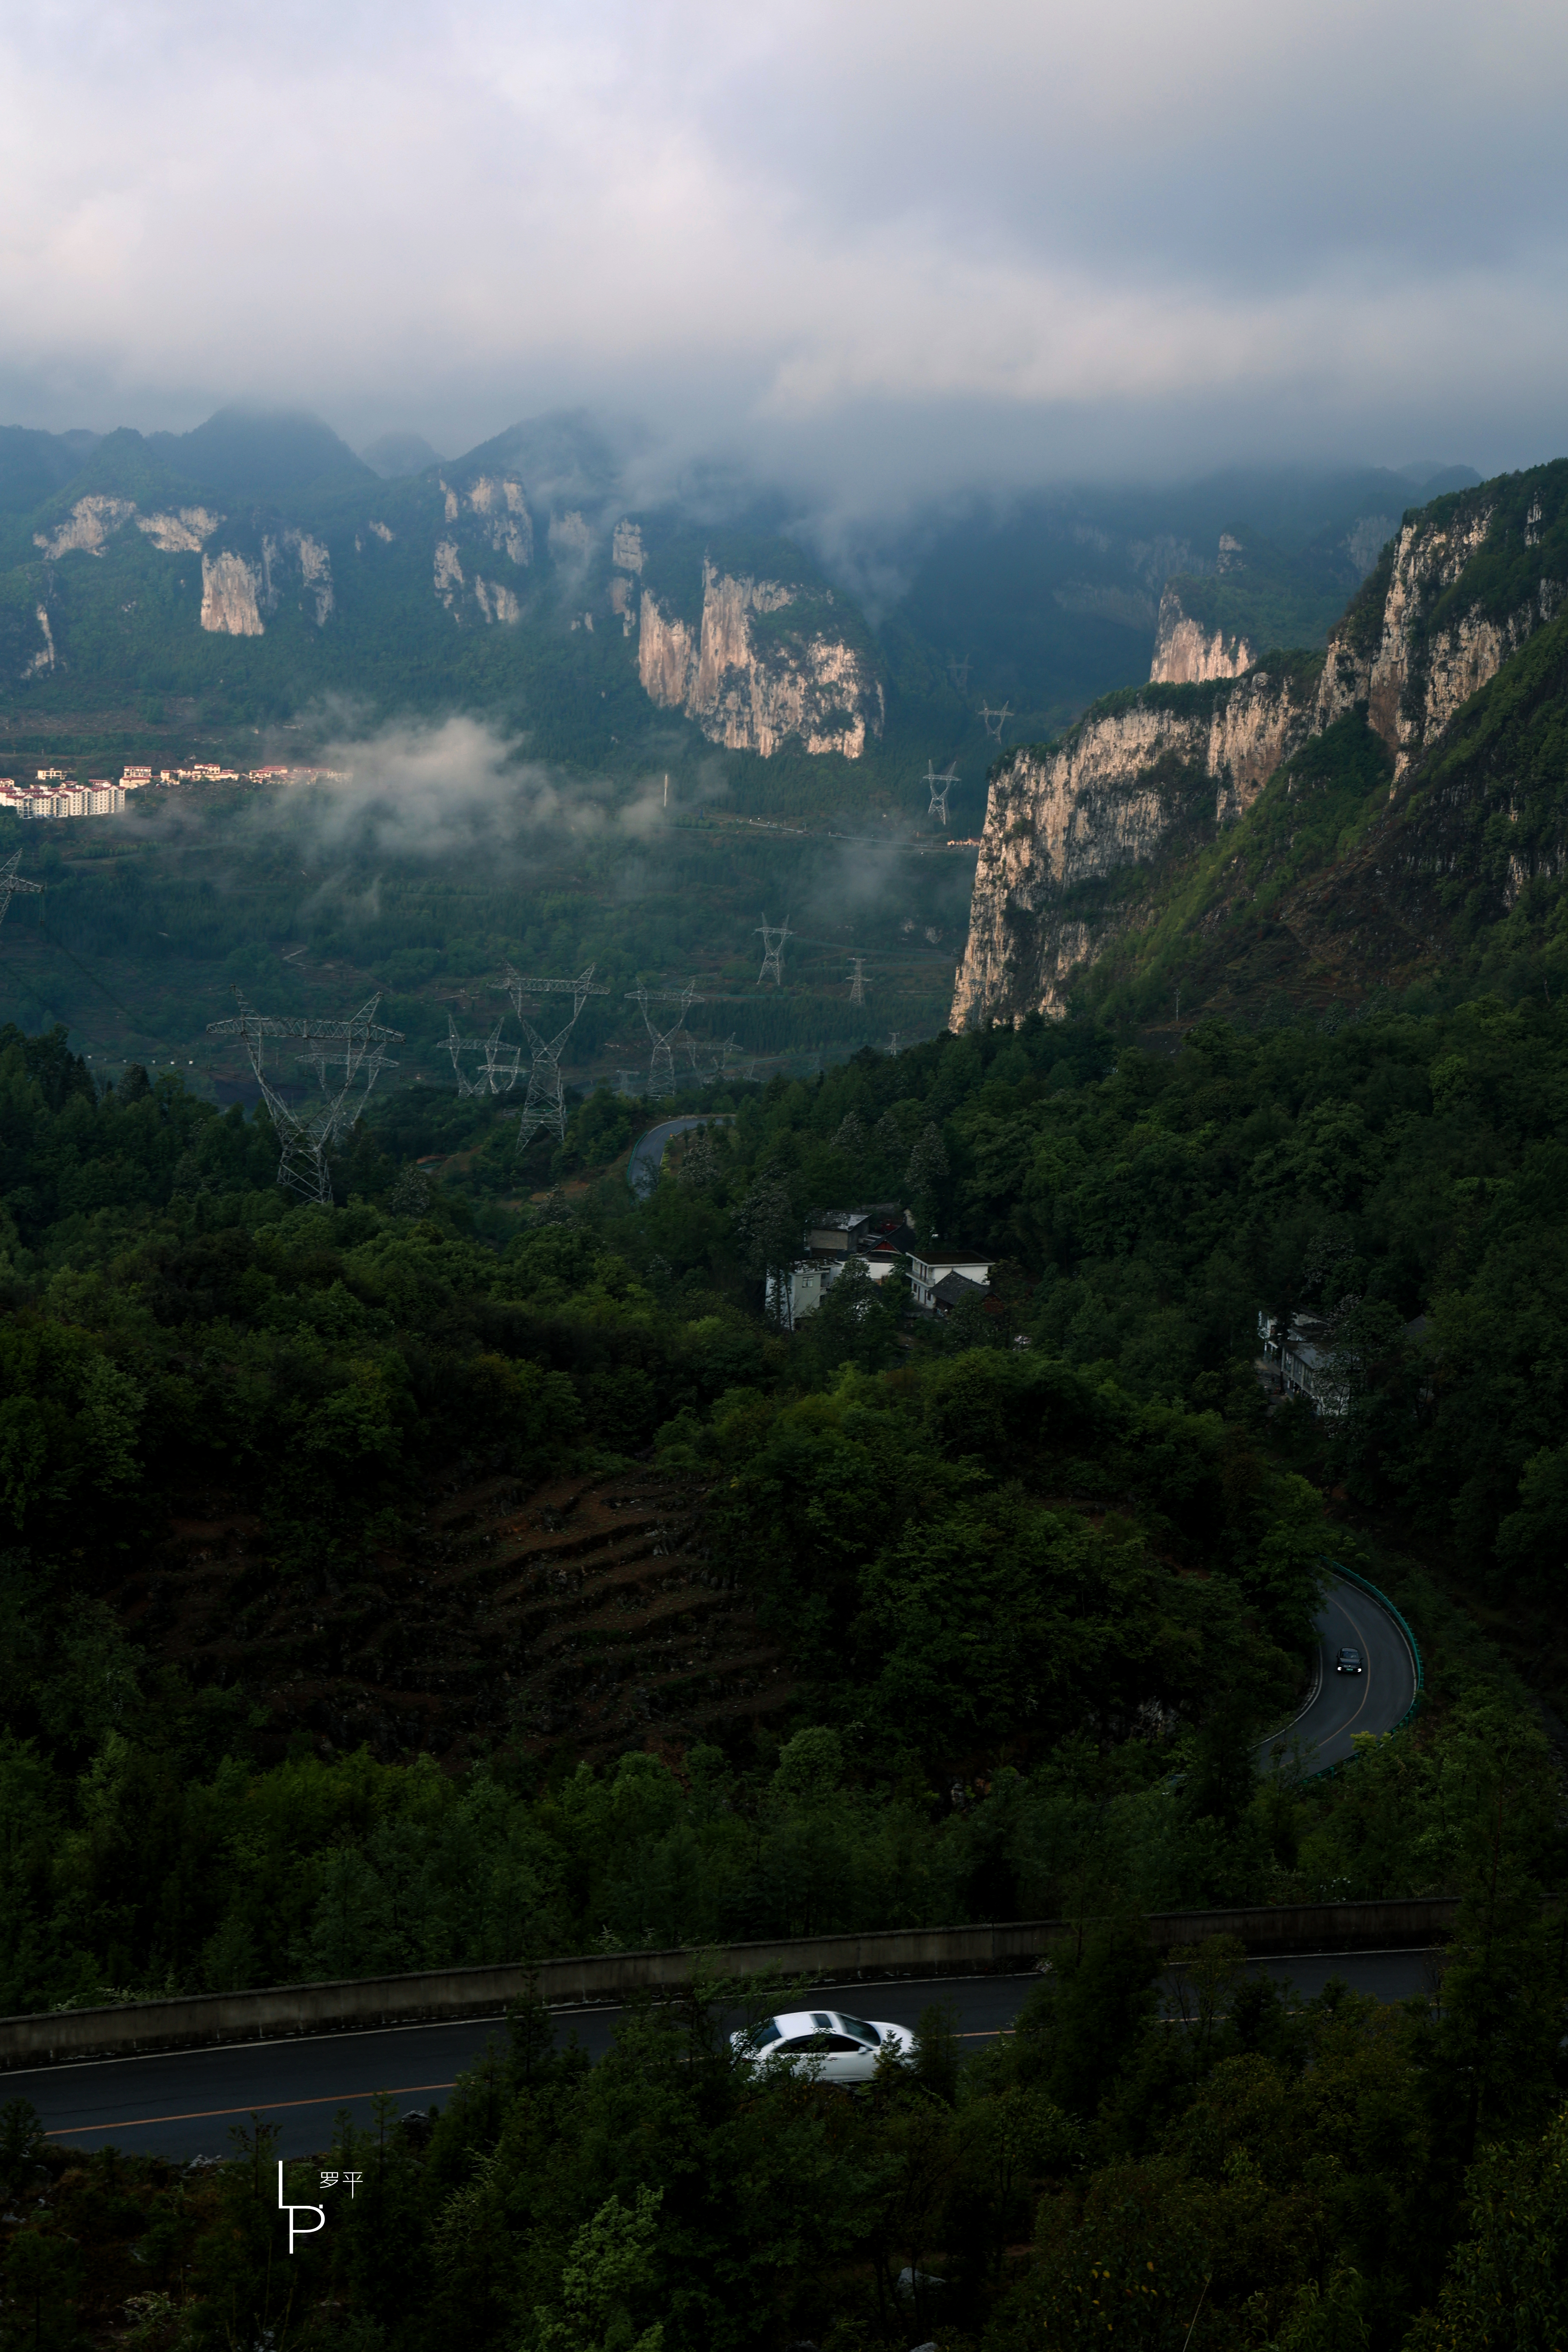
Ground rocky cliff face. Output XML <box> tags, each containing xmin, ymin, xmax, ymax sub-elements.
<box><xmin>1149</xmin><ymin>584</ymin><xmax>1255</xmax><ymax>683</ymax></box>
<box><xmin>952</xmin><ymin>472</ymin><xmax>1568</xmax><ymax>1027</ymax></box>
<box><xmin>200</xmin><ymin>552</ymin><xmax>265</xmax><ymax>637</ymax></box>
<box><xmin>637</xmin><ymin>560</ymin><xmax>882</xmax><ymax>758</ymax></box>
<box><xmin>426</xmin><ymin>473</ymin><xmax>535</xmax><ymax>625</ymax></box>
<box><xmin>33</xmin><ymin>497</ymin><xmax>138</xmax><ymax>559</ymax></box>
<box><xmin>24</xmin><ymin>489</ymin><xmax>345</xmax><ymax>648</ymax></box>
<box><xmin>1365</xmin><ymin>507</ymin><xmax>1563</xmax><ymax>774</ymax></box>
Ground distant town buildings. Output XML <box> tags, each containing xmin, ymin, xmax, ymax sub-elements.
<box><xmin>0</xmin><ymin>778</ymin><xmax>126</xmax><ymax>818</ymax></box>
<box><xmin>0</xmin><ymin>760</ymin><xmax>351</xmax><ymax>820</ymax></box>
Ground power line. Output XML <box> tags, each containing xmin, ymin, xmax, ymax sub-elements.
<box><xmin>923</xmin><ymin>762</ymin><xmax>957</xmax><ymax>823</ymax></box>
<box><xmin>501</xmin><ymin>963</ymin><xmax>608</xmax><ymax>1150</ymax></box>
<box><xmin>207</xmin><ymin>989</ymin><xmax>402</xmax><ymax>1205</ymax></box>
<box><xmin>627</xmin><ymin>979</ymin><xmax>702</xmax><ymax>1093</ymax></box>
<box><xmin>0</xmin><ymin>850</ymin><xmax>42</xmax><ymax>930</ymax></box>
<box><xmin>755</xmin><ymin>913</ymin><xmax>792</xmax><ymax>988</ymax></box>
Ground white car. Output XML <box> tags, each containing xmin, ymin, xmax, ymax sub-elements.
<box><xmin>729</xmin><ymin>2009</ymin><xmax>916</xmax><ymax>2086</ymax></box>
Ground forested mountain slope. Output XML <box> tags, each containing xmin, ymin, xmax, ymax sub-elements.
<box><xmin>0</xmin><ymin>409</ymin><xmax>885</xmax><ymax>774</ymax></box>
<box><xmin>0</xmin><ymin>410</ymin><xmax>1461</xmax><ymax>839</ymax></box>
<box><xmin>3</xmin><ymin>981</ymin><xmax>1568</xmax><ymax>2345</ymax></box>
<box><xmin>953</xmin><ymin>461</ymin><xmax>1568</xmax><ymax>1028</ymax></box>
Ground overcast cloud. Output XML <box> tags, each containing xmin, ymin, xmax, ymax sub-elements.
<box><xmin>2</xmin><ymin>0</ymin><xmax>1565</xmax><ymax>498</ymax></box>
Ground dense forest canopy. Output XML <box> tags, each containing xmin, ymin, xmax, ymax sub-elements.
<box><xmin>3</xmin><ymin>956</ymin><xmax>1568</xmax><ymax>2346</ymax></box>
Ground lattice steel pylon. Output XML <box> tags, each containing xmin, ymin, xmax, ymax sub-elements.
<box><xmin>924</xmin><ymin>762</ymin><xmax>957</xmax><ymax>822</ymax></box>
<box><xmin>626</xmin><ymin>980</ymin><xmax>703</xmax><ymax>1094</ymax></box>
<box><xmin>756</xmin><ymin>913</ymin><xmax>792</xmax><ymax>988</ymax></box>
<box><xmin>848</xmin><ymin>958</ymin><xmax>869</xmax><ymax>1006</ymax></box>
<box><xmin>445</xmin><ymin>1013</ymin><xmax>483</xmax><ymax>1098</ymax></box>
<box><xmin>499</xmin><ymin>963</ymin><xmax>608</xmax><ymax>1150</ymax></box>
<box><xmin>0</xmin><ymin>849</ymin><xmax>42</xmax><ymax>929</ymax></box>
<box><xmin>207</xmin><ymin>989</ymin><xmax>403</xmax><ymax>1206</ymax></box>
<box><xmin>978</xmin><ymin>700</ymin><xmax>1012</xmax><ymax>743</ymax></box>
<box><xmin>446</xmin><ymin>1012</ymin><xmax>524</xmax><ymax>1097</ymax></box>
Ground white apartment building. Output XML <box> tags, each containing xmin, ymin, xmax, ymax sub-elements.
<box><xmin>0</xmin><ymin>778</ymin><xmax>126</xmax><ymax>818</ymax></box>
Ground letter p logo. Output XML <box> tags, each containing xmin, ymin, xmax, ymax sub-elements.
<box><xmin>277</xmin><ymin>2161</ymin><xmax>327</xmax><ymax>2254</ymax></box>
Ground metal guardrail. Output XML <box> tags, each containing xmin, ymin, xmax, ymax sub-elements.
<box><xmin>1327</xmin><ymin>1558</ymin><xmax>1424</xmax><ymax>1722</ymax></box>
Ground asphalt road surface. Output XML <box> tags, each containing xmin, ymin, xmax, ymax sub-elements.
<box><xmin>1262</xmin><ymin>1572</ymin><xmax>1419</xmax><ymax>1776</ymax></box>
<box><xmin>13</xmin><ymin>1951</ymin><xmax>1439</xmax><ymax>2162</ymax></box>
<box><xmin>626</xmin><ymin>1114</ymin><xmax>734</xmax><ymax>1196</ymax></box>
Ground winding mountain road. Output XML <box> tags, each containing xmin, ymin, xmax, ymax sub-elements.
<box><xmin>626</xmin><ymin>1114</ymin><xmax>733</xmax><ymax>1196</ymax></box>
<box><xmin>12</xmin><ymin>1947</ymin><xmax>1441</xmax><ymax>2163</ymax></box>
<box><xmin>1263</xmin><ymin>1571</ymin><xmax>1420</xmax><ymax>1776</ymax></box>
<box><xmin>4</xmin><ymin>1580</ymin><xmax>1424</xmax><ymax>2162</ymax></box>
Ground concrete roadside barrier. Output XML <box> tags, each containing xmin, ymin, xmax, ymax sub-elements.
<box><xmin>0</xmin><ymin>1897</ymin><xmax>1461</xmax><ymax>2070</ymax></box>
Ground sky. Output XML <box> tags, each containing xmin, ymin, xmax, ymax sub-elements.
<box><xmin>3</xmin><ymin>0</ymin><xmax>1566</xmax><ymax>506</ymax></box>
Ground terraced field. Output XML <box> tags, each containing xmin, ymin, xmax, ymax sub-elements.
<box><xmin>116</xmin><ymin>1468</ymin><xmax>793</xmax><ymax>1768</ymax></box>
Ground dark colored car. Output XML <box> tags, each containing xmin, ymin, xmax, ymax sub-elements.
<box><xmin>1335</xmin><ymin>1647</ymin><xmax>1364</xmax><ymax>1675</ymax></box>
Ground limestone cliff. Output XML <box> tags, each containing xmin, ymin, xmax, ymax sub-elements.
<box><xmin>465</xmin><ymin>476</ymin><xmax>532</xmax><ymax>566</ymax></box>
<box><xmin>1149</xmin><ymin>583</ymin><xmax>1255</xmax><ymax>683</ymax></box>
<box><xmin>200</xmin><ymin>552</ymin><xmax>265</xmax><ymax>637</ymax></box>
<box><xmin>25</xmin><ymin>606</ymin><xmax>56</xmax><ymax>676</ymax></box>
<box><xmin>952</xmin><ymin>468</ymin><xmax>1568</xmax><ymax>1027</ymax></box>
<box><xmin>638</xmin><ymin>560</ymin><xmax>882</xmax><ymax>759</ymax></box>
<box><xmin>28</xmin><ymin>490</ymin><xmax>340</xmax><ymax>636</ymax></box>
<box><xmin>428</xmin><ymin>473</ymin><xmax>535</xmax><ymax>622</ymax></box>
<box><xmin>136</xmin><ymin>507</ymin><xmax>223</xmax><ymax>554</ymax></box>
<box><xmin>262</xmin><ymin>530</ymin><xmax>334</xmax><ymax>626</ymax></box>
<box><xmin>34</xmin><ymin>497</ymin><xmax>138</xmax><ymax>558</ymax></box>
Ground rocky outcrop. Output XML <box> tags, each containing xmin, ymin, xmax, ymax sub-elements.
<box><xmin>426</xmin><ymin>477</ymin><xmax>533</xmax><ymax>621</ymax></box>
<box><xmin>638</xmin><ymin>560</ymin><xmax>882</xmax><ymax>759</ymax></box>
<box><xmin>464</xmin><ymin>476</ymin><xmax>532</xmax><ymax>566</ymax></box>
<box><xmin>200</xmin><ymin>553</ymin><xmax>265</xmax><ymax>637</ymax></box>
<box><xmin>262</xmin><ymin>530</ymin><xmax>334</xmax><ymax>625</ymax></box>
<box><xmin>136</xmin><ymin>507</ymin><xmax>222</xmax><ymax>554</ymax></box>
<box><xmin>952</xmin><ymin>476</ymin><xmax>1568</xmax><ymax>1027</ymax></box>
<box><xmin>951</xmin><ymin>664</ymin><xmax>1335</xmax><ymax>1021</ymax></box>
<box><xmin>25</xmin><ymin>606</ymin><xmax>56</xmax><ymax>675</ymax></box>
<box><xmin>1150</xmin><ymin>585</ymin><xmax>1255</xmax><ymax>683</ymax></box>
<box><xmin>34</xmin><ymin>497</ymin><xmax>137</xmax><ymax>558</ymax></box>
<box><xmin>1367</xmin><ymin>510</ymin><xmax>1562</xmax><ymax>775</ymax></box>
<box><xmin>35</xmin><ymin>495</ymin><xmax>225</xmax><ymax>559</ymax></box>
<box><xmin>434</xmin><ymin>540</ymin><xmax>464</xmax><ymax>612</ymax></box>
<box><xmin>474</xmin><ymin>577</ymin><xmax>521</xmax><ymax>624</ymax></box>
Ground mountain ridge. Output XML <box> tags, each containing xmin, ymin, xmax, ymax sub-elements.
<box><xmin>950</xmin><ymin>461</ymin><xmax>1568</xmax><ymax>1031</ymax></box>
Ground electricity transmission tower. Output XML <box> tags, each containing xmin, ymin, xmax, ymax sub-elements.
<box><xmin>923</xmin><ymin>762</ymin><xmax>957</xmax><ymax>822</ymax></box>
<box><xmin>0</xmin><ymin>849</ymin><xmax>42</xmax><ymax>928</ymax></box>
<box><xmin>978</xmin><ymin>700</ymin><xmax>1013</xmax><ymax>743</ymax></box>
<box><xmin>949</xmin><ymin>654</ymin><xmax>971</xmax><ymax>693</ymax></box>
<box><xmin>627</xmin><ymin>980</ymin><xmax>703</xmax><ymax>1094</ymax></box>
<box><xmin>207</xmin><ymin>989</ymin><xmax>402</xmax><ymax>1206</ymax></box>
<box><xmin>888</xmin><ymin>1031</ymin><xmax>901</xmax><ymax>1057</ymax></box>
<box><xmin>445</xmin><ymin>1013</ymin><xmax>483</xmax><ymax>1097</ymax></box>
<box><xmin>848</xmin><ymin>958</ymin><xmax>869</xmax><ymax>1006</ymax></box>
<box><xmin>500</xmin><ymin>963</ymin><xmax>608</xmax><ymax>1149</ymax></box>
<box><xmin>755</xmin><ymin>913</ymin><xmax>792</xmax><ymax>988</ymax></box>
<box><xmin>444</xmin><ymin>1012</ymin><xmax>522</xmax><ymax>1098</ymax></box>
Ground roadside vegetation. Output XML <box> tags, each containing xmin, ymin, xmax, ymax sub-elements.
<box><xmin>3</xmin><ymin>975</ymin><xmax>1568</xmax><ymax>2346</ymax></box>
